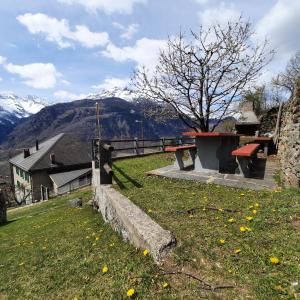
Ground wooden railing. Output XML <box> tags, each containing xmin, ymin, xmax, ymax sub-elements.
<box><xmin>92</xmin><ymin>137</ymin><xmax>194</xmax><ymax>160</ymax></box>
<box><xmin>92</xmin><ymin>137</ymin><xmax>195</xmax><ymax>184</ymax></box>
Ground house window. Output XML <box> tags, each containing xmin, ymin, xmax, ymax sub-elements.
<box><xmin>16</xmin><ymin>167</ymin><xmax>19</xmax><ymax>175</ymax></box>
<box><xmin>25</xmin><ymin>172</ymin><xmax>29</xmax><ymax>182</ymax></box>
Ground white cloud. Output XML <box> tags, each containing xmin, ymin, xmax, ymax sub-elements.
<box><xmin>57</xmin><ymin>0</ymin><xmax>147</xmax><ymax>14</ymax></box>
<box><xmin>102</xmin><ymin>38</ymin><xmax>167</xmax><ymax>71</ymax></box>
<box><xmin>256</xmin><ymin>0</ymin><xmax>300</xmax><ymax>61</ymax></box>
<box><xmin>17</xmin><ymin>13</ymin><xmax>109</xmax><ymax>49</ymax></box>
<box><xmin>193</xmin><ymin>0</ymin><xmax>209</xmax><ymax>4</ymax></box>
<box><xmin>198</xmin><ymin>2</ymin><xmax>241</xmax><ymax>29</ymax></box>
<box><xmin>92</xmin><ymin>77</ymin><xmax>130</xmax><ymax>89</ymax></box>
<box><xmin>0</xmin><ymin>56</ymin><xmax>6</xmax><ymax>65</ymax></box>
<box><xmin>4</xmin><ymin>62</ymin><xmax>61</xmax><ymax>89</ymax></box>
<box><xmin>53</xmin><ymin>90</ymin><xmax>88</xmax><ymax>101</ymax></box>
<box><xmin>0</xmin><ymin>77</ymin><xmax>2</xmax><ymax>82</ymax></box>
<box><xmin>113</xmin><ymin>22</ymin><xmax>139</xmax><ymax>40</ymax></box>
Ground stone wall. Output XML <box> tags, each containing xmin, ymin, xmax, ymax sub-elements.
<box><xmin>278</xmin><ymin>79</ymin><xmax>300</xmax><ymax>187</ymax></box>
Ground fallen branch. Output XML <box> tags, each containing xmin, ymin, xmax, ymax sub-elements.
<box><xmin>158</xmin><ymin>271</ymin><xmax>235</xmax><ymax>291</ymax></box>
<box><xmin>176</xmin><ymin>206</ymin><xmax>238</xmax><ymax>215</ymax></box>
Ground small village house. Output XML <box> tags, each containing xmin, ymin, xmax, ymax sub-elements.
<box><xmin>9</xmin><ymin>133</ymin><xmax>92</xmax><ymax>204</ymax></box>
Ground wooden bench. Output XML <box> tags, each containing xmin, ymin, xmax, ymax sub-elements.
<box><xmin>232</xmin><ymin>143</ymin><xmax>260</xmax><ymax>177</ymax></box>
<box><xmin>165</xmin><ymin>145</ymin><xmax>197</xmax><ymax>170</ymax></box>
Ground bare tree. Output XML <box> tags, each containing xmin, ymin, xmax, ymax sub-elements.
<box><xmin>133</xmin><ymin>19</ymin><xmax>274</xmax><ymax>132</ymax></box>
<box><xmin>273</xmin><ymin>50</ymin><xmax>300</xmax><ymax>97</ymax></box>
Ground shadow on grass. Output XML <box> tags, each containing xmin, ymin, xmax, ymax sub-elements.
<box><xmin>0</xmin><ymin>219</ymin><xmax>17</xmax><ymax>228</ymax></box>
<box><xmin>112</xmin><ymin>164</ymin><xmax>143</xmax><ymax>189</ymax></box>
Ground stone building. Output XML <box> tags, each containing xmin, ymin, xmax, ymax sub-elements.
<box><xmin>9</xmin><ymin>133</ymin><xmax>91</xmax><ymax>204</ymax></box>
<box><xmin>278</xmin><ymin>79</ymin><xmax>300</xmax><ymax>187</ymax></box>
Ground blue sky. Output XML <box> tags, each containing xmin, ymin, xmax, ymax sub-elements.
<box><xmin>0</xmin><ymin>0</ymin><xmax>299</xmax><ymax>103</ymax></box>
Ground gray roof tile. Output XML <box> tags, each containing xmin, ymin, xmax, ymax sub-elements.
<box><xmin>9</xmin><ymin>133</ymin><xmax>64</xmax><ymax>171</ymax></box>
<box><xmin>49</xmin><ymin>168</ymin><xmax>91</xmax><ymax>188</ymax></box>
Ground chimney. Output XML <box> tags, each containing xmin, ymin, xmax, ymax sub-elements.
<box><xmin>50</xmin><ymin>153</ymin><xmax>55</xmax><ymax>164</ymax></box>
<box><xmin>23</xmin><ymin>149</ymin><xmax>30</xmax><ymax>158</ymax></box>
<box><xmin>36</xmin><ymin>140</ymin><xmax>39</xmax><ymax>151</ymax></box>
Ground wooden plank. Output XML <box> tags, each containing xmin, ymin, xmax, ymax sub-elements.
<box><xmin>232</xmin><ymin>143</ymin><xmax>260</xmax><ymax>157</ymax></box>
<box><xmin>165</xmin><ymin>145</ymin><xmax>196</xmax><ymax>152</ymax></box>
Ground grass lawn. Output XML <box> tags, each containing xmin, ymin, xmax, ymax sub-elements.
<box><xmin>0</xmin><ymin>188</ymin><xmax>160</xmax><ymax>300</ymax></box>
<box><xmin>113</xmin><ymin>153</ymin><xmax>300</xmax><ymax>299</ymax></box>
<box><xmin>1</xmin><ymin>154</ymin><xmax>299</xmax><ymax>299</ymax></box>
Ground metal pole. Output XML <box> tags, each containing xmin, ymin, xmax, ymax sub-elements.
<box><xmin>96</xmin><ymin>102</ymin><xmax>101</xmax><ymax>140</ymax></box>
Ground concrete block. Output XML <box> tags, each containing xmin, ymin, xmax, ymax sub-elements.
<box><xmin>94</xmin><ymin>185</ymin><xmax>176</xmax><ymax>262</ymax></box>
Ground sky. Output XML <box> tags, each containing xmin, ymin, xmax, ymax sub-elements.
<box><xmin>0</xmin><ymin>0</ymin><xmax>299</xmax><ymax>103</ymax></box>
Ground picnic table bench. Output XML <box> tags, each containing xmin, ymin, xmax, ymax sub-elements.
<box><xmin>165</xmin><ymin>145</ymin><xmax>196</xmax><ymax>170</ymax></box>
<box><xmin>232</xmin><ymin>143</ymin><xmax>260</xmax><ymax>177</ymax></box>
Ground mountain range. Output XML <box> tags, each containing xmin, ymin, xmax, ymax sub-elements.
<box><xmin>0</xmin><ymin>88</ymin><xmax>186</xmax><ymax>149</ymax></box>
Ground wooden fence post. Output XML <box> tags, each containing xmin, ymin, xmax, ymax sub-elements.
<box><xmin>161</xmin><ymin>138</ymin><xmax>165</xmax><ymax>152</ymax></box>
<box><xmin>134</xmin><ymin>138</ymin><xmax>139</xmax><ymax>156</ymax></box>
<box><xmin>99</xmin><ymin>142</ymin><xmax>114</xmax><ymax>184</ymax></box>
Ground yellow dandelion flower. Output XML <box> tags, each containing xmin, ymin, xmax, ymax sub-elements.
<box><xmin>95</xmin><ymin>236</ymin><xmax>100</xmax><ymax>241</ymax></box>
<box><xmin>110</xmin><ymin>243</ymin><xmax>115</xmax><ymax>247</ymax></box>
<box><xmin>147</xmin><ymin>209</ymin><xmax>152</xmax><ymax>213</ymax></box>
<box><xmin>228</xmin><ymin>269</ymin><xmax>233</xmax><ymax>273</ymax></box>
<box><xmin>270</xmin><ymin>256</ymin><xmax>280</xmax><ymax>264</ymax></box>
<box><xmin>102</xmin><ymin>265</ymin><xmax>108</xmax><ymax>273</ymax></box>
<box><xmin>255</xmin><ymin>203</ymin><xmax>259</xmax><ymax>208</ymax></box>
<box><xmin>92</xmin><ymin>242</ymin><xmax>96</xmax><ymax>246</ymax></box>
<box><xmin>252</xmin><ymin>209</ymin><xmax>257</xmax><ymax>214</ymax></box>
<box><xmin>143</xmin><ymin>249</ymin><xmax>149</xmax><ymax>256</ymax></box>
<box><xmin>274</xmin><ymin>284</ymin><xmax>284</xmax><ymax>291</ymax></box>
<box><xmin>127</xmin><ymin>288</ymin><xmax>135</xmax><ymax>297</ymax></box>
<box><xmin>162</xmin><ymin>282</ymin><xmax>169</xmax><ymax>288</ymax></box>
<box><xmin>228</xmin><ymin>218</ymin><xmax>235</xmax><ymax>223</ymax></box>
<box><xmin>240</xmin><ymin>193</ymin><xmax>245</xmax><ymax>196</ymax></box>
<box><xmin>240</xmin><ymin>226</ymin><xmax>246</xmax><ymax>232</ymax></box>
<box><xmin>234</xmin><ymin>248</ymin><xmax>241</xmax><ymax>254</ymax></box>
<box><xmin>191</xmin><ymin>192</ymin><xmax>196</xmax><ymax>196</ymax></box>
<box><xmin>219</xmin><ymin>239</ymin><xmax>225</xmax><ymax>245</ymax></box>
<box><xmin>246</xmin><ymin>216</ymin><xmax>253</xmax><ymax>221</ymax></box>
<box><xmin>73</xmin><ymin>297</ymin><xmax>78</xmax><ymax>300</ymax></box>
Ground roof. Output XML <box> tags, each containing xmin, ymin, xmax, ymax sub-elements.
<box><xmin>9</xmin><ymin>133</ymin><xmax>91</xmax><ymax>171</ymax></box>
<box><xmin>9</xmin><ymin>133</ymin><xmax>64</xmax><ymax>171</ymax></box>
<box><xmin>49</xmin><ymin>168</ymin><xmax>91</xmax><ymax>188</ymax></box>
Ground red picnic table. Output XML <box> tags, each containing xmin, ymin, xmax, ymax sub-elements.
<box><xmin>240</xmin><ymin>136</ymin><xmax>272</xmax><ymax>157</ymax></box>
<box><xmin>182</xmin><ymin>132</ymin><xmax>241</xmax><ymax>173</ymax></box>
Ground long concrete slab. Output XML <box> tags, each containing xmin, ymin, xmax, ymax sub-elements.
<box><xmin>93</xmin><ymin>184</ymin><xmax>176</xmax><ymax>262</ymax></box>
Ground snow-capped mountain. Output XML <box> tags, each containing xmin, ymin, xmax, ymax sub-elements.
<box><xmin>0</xmin><ymin>93</ymin><xmax>46</xmax><ymax>123</ymax></box>
<box><xmin>85</xmin><ymin>87</ymin><xmax>141</xmax><ymax>102</ymax></box>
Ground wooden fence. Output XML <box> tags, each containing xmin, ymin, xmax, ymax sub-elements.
<box><xmin>92</xmin><ymin>137</ymin><xmax>195</xmax><ymax>184</ymax></box>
